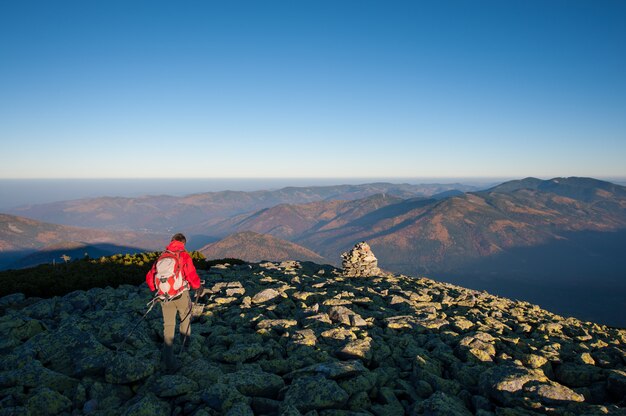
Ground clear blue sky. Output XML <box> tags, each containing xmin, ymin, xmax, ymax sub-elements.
<box><xmin>1</xmin><ymin>0</ymin><xmax>625</xmax><ymax>179</ymax></box>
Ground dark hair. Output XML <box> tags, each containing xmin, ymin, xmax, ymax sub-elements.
<box><xmin>171</xmin><ymin>233</ymin><xmax>187</xmax><ymax>244</ymax></box>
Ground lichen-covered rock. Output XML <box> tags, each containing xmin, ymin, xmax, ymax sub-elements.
<box><xmin>416</xmin><ymin>391</ymin><xmax>473</xmax><ymax>415</ymax></box>
<box><xmin>0</xmin><ymin>259</ymin><xmax>624</xmax><ymax>415</ymax></box>
<box><xmin>282</xmin><ymin>375</ymin><xmax>349</xmax><ymax>413</ymax></box>
<box><xmin>607</xmin><ymin>369</ymin><xmax>626</xmax><ymax>400</ymax></box>
<box><xmin>523</xmin><ymin>381</ymin><xmax>585</xmax><ymax>405</ymax></box>
<box><xmin>201</xmin><ymin>382</ymin><xmax>249</xmax><ymax>412</ymax></box>
<box><xmin>479</xmin><ymin>365</ymin><xmax>548</xmax><ymax>405</ymax></box>
<box><xmin>290</xmin><ymin>329</ymin><xmax>317</xmax><ymax>347</ymax></box>
<box><xmin>554</xmin><ymin>362</ymin><xmax>605</xmax><ymax>387</ymax></box>
<box><xmin>152</xmin><ymin>374</ymin><xmax>199</xmax><ymax>398</ymax></box>
<box><xmin>0</xmin><ymin>359</ymin><xmax>78</xmax><ymax>396</ymax></box>
<box><xmin>289</xmin><ymin>360</ymin><xmax>368</xmax><ymax>380</ymax></box>
<box><xmin>222</xmin><ymin>368</ymin><xmax>285</xmax><ymax>398</ymax></box>
<box><xmin>222</xmin><ymin>343</ymin><xmax>266</xmax><ymax>363</ymax></box>
<box><xmin>181</xmin><ymin>359</ymin><xmax>224</xmax><ymax>388</ymax></box>
<box><xmin>338</xmin><ymin>338</ymin><xmax>372</xmax><ymax>361</ymax></box>
<box><xmin>105</xmin><ymin>353</ymin><xmax>155</xmax><ymax>384</ymax></box>
<box><xmin>0</xmin><ymin>292</ymin><xmax>25</xmax><ymax>308</ymax></box>
<box><xmin>121</xmin><ymin>393</ymin><xmax>170</xmax><ymax>416</ymax></box>
<box><xmin>252</xmin><ymin>288</ymin><xmax>281</xmax><ymax>304</ymax></box>
<box><xmin>25</xmin><ymin>387</ymin><xmax>72</xmax><ymax>415</ymax></box>
<box><xmin>32</xmin><ymin>325</ymin><xmax>113</xmax><ymax>377</ymax></box>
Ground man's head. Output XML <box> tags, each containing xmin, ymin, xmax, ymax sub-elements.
<box><xmin>171</xmin><ymin>233</ymin><xmax>187</xmax><ymax>244</ymax></box>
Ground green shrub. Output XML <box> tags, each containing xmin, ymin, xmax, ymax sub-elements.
<box><xmin>0</xmin><ymin>251</ymin><xmax>210</xmax><ymax>298</ymax></box>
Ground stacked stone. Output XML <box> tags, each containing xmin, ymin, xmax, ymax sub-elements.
<box><xmin>341</xmin><ymin>241</ymin><xmax>382</xmax><ymax>277</ymax></box>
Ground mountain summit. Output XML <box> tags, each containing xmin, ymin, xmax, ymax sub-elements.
<box><xmin>0</xmin><ymin>254</ymin><xmax>624</xmax><ymax>414</ymax></box>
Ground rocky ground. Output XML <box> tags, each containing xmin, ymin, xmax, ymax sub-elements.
<box><xmin>1</xmin><ymin>260</ymin><xmax>625</xmax><ymax>415</ymax></box>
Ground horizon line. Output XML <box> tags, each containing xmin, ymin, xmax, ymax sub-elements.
<box><xmin>2</xmin><ymin>175</ymin><xmax>625</xmax><ymax>181</ymax></box>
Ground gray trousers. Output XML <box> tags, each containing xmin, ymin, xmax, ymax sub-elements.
<box><xmin>160</xmin><ymin>290</ymin><xmax>192</xmax><ymax>368</ymax></box>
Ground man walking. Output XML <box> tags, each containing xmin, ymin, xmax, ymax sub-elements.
<box><xmin>146</xmin><ymin>233</ymin><xmax>201</xmax><ymax>371</ymax></box>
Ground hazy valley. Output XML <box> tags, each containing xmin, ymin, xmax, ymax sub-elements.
<box><xmin>2</xmin><ymin>177</ymin><xmax>625</xmax><ymax>327</ymax></box>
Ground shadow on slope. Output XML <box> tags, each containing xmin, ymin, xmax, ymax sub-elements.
<box><xmin>344</xmin><ymin>197</ymin><xmax>435</xmax><ymax>229</ymax></box>
<box><xmin>431</xmin><ymin>229</ymin><xmax>626</xmax><ymax>328</ymax></box>
<box><xmin>1</xmin><ymin>243</ymin><xmax>153</xmax><ymax>271</ymax></box>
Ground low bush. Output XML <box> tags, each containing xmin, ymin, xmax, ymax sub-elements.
<box><xmin>0</xmin><ymin>251</ymin><xmax>210</xmax><ymax>298</ymax></box>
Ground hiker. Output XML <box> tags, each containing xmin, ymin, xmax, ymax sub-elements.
<box><xmin>146</xmin><ymin>233</ymin><xmax>201</xmax><ymax>371</ymax></box>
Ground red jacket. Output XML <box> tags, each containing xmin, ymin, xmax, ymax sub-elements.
<box><xmin>146</xmin><ymin>240</ymin><xmax>201</xmax><ymax>291</ymax></box>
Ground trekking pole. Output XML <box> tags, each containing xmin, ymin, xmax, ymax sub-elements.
<box><xmin>116</xmin><ymin>297</ymin><xmax>159</xmax><ymax>351</ymax></box>
<box><xmin>180</xmin><ymin>281</ymin><xmax>205</xmax><ymax>351</ymax></box>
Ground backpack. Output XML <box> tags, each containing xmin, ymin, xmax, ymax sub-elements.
<box><xmin>153</xmin><ymin>250</ymin><xmax>188</xmax><ymax>300</ymax></box>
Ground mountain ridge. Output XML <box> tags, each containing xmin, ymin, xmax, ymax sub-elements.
<box><xmin>7</xmin><ymin>183</ymin><xmax>479</xmax><ymax>234</ymax></box>
<box><xmin>199</xmin><ymin>231</ymin><xmax>327</xmax><ymax>264</ymax></box>
<box><xmin>0</xmin><ymin>213</ymin><xmax>164</xmax><ymax>270</ymax></box>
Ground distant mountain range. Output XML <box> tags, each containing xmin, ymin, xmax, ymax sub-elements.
<box><xmin>0</xmin><ymin>213</ymin><xmax>163</xmax><ymax>269</ymax></box>
<box><xmin>7</xmin><ymin>182</ymin><xmax>479</xmax><ymax>235</ymax></box>
<box><xmin>2</xmin><ymin>178</ymin><xmax>625</xmax><ymax>326</ymax></box>
<box><xmin>201</xmin><ymin>177</ymin><xmax>626</xmax><ymax>272</ymax></box>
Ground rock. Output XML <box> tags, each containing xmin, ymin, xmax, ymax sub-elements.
<box><xmin>30</xmin><ymin>325</ymin><xmax>114</xmax><ymax>377</ymax></box>
<box><xmin>257</xmin><ymin>319</ymin><xmax>298</xmax><ymax>332</ymax></box>
<box><xmin>341</xmin><ymin>242</ymin><xmax>382</xmax><ymax>277</ymax></box>
<box><xmin>105</xmin><ymin>353</ymin><xmax>155</xmax><ymax>384</ymax></box>
<box><xmin>225</xmin><ymin>401</ymin><xmax>255</xmax><ymax>416</ymax></box>
<box><xmin>222</xmin><ymin>343</ymin><xmax>266</xmax><ymax>363</ymax></box>
<box><xmin>181</xmin><ymin>359</ymin><xmax>224</xmax><ymax>389</ymax></box>
<box><xmin>1</xmin><ymin>256</ymin><xmax>626</xmax><ymax>416</ymax></box>
<box><xmin>479</xmin><ymin>365</ymin><xmax>548</xmax><ymax>406</ymax></box>
<box><xmin>327</xmin><ymin>306</ymin><xmax>367</xmax><ymax>327</ymax></box>
<box><xmin>0</xmin><ymin>359</ymin><xmax>78</xmax><ymax>396</ymax></box>
<box><xmin>0</xmin><ymin>316</ymin><xmax>45</xmax><ymax>348</ymax></box>
<box><xmin>607</xmin><ymin>369</ymin><xmax>626</xmax><ymax>400</ymax></box>
<box><xmin>521</xmin><ymin>354</ymin><xmax>548</xmax><ymax>369</ymax></box>
<box><xmin>222</xmin><ymin>368</ymin><xmax>285</xmax><ymax>398</ymax></box>
<box><xmin>26</xmin><ymin>387</ymin><xmax>72</xmax><ymax>415</ymax></box>
<box><xmin>201</xmin><ymin>383</ymin><xmax>249</xmax><ymax>412</ymax></box>
<box><xmin>417</xmin><ymin>391</ymin><xmax>472</xmax><ymax>416</ymax></box>
<box><xmin>251</xmin><ymin>397</ymin><xmax>281</xmax><ymax>414</ymax></box>
<box><xmin>252</xmin><ymin>288</ymin><xmax>281</xmax><ymax>304</ymax></box>
<box><xmin>290</xmin><ymin>329</ymin><xmax>317</xmax><ymax>347</ymax></box>
<box><xmin>523</xmin><ymin>381</ymin><xmax>585</xmax><ymax>405</ymax></box>
<box><xmin>554</xmin><ymin>363</ymin><xmax>604</xmax><ymax>388</ymax></box>
<box><xmin>336</xmin><ymin>338</ymin><xmax>373</xmax><ymax>361</ymax></box>
<box><xmin>121</xmin><ymin>393</ymin><xmax>171</xmax><ymax>416</ymax></box>
<box><xmin>153</xmin><ymin>374</ymin><xmax>199</xmax><ymax>398</ymax></box>
<box><xmin>289</xmin><ymin>360</ymin><xmax>368</xmax><ymax>380</ymax></box>
<box><xmin>22</xmin><ymin>297</ymin><xmax>57</xmax><ymax>320</ymax></box>
<box><xmin>283</xmin><ymin>375</ymin><xmax>349</xmax><ymax>413</ymax></box>
<box><xmin>0</xmin><ymin>292</ymin><xmax>25</xmax><ymax>308</ymax></box>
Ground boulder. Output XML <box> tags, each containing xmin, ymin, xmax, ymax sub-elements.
<box><xmin>26</xmin><ymin>387</ymin><xmax>72</xmax><ymax>416</ymax></box>
<box><xmin>222</xmin><ymin>368</ymin><xmax>285</xmax><ymax>398</ymax></box>
<box><xmin>222</xmin><ymin>343</ymin><xmax>266</xmax><ymax>363</ymax></box>
<box><xmin>152</xmin><ymin>375</ymin><xmax>199</xmax><ymax>398</ymax></box>
<box><xmin>479</xmin><ymin>365</ymin><xmax>548</xmax><ymax>406</ymax></box>
<box><xmin>554</xmin><ymin>363</ymin><xmax>605</xmax><ymax>388</ymax></box>
<box><xmin>336</xmin><ymin>338</ymin><xmax>373</xmax><ymax>361</ymax></box>
<box><xmin>607</xmin><ymin>369</ymin><xmax>626</xmax><ymax>400</ymax></box>
<box><xmin>252</xmin><ymin>288</ymin><xmax>281</xmax><ymax>304</ymax></box>
<box><xmin>201</xmin><ymin>383</ymin><xmax>249</xmax><ymax>412</ymax></box>
<box><xmin>282</xmin><ymin>375</ymin><xmax>349</xmax><ymax>413</ymax></box>
<box><xmin>417</xmin><ymin>391</ymin><xmax>473</xmax><ymax>416</ymax></box>
<box><xmin>105</xmin><ymin>353</ymin><xmax>155</xmax><ymax>384</ymax></box>
<box><xmin>121</xmin><ymin>393</ymin><xmax>171</xmax><ymax>416</ymax></box>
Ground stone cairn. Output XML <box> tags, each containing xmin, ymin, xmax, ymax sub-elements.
<box><xmin>341</xmin><ymin>241</ymin><xmax>382</xmax><ymax>277</ymax></box>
